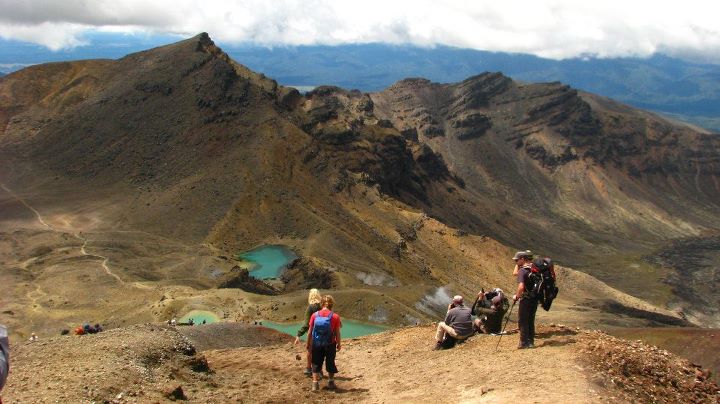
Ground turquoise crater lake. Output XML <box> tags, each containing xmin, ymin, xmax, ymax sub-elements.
<box><xmin>262</xmin><ymin>319</ymin><xmax>389</xmax><ymax>339</ymax></box>
<box><xmin>239</xmin><ymin>245</ymin><xmax>297</xmax><ymax>279</ymax></box>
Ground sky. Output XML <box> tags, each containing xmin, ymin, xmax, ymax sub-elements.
<box><xmin>1</xmin><ymin>0</ymin><xmax>719</xmax><ymax>63</ymax></box>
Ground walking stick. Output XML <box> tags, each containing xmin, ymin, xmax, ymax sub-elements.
<box><xmin>495</xmin><ymin>299</ymin><xmax>517</xmax><ymax>352</ymax></box>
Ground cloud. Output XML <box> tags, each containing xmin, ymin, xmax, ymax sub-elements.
<box><xmin>0</xmin><ymin>0</ymin><xmax>719</xmax><ymax>61</ymax></box>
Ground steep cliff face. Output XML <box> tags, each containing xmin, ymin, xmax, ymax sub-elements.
<box><xmin>371</xmin><ymin>72</ymin><xmax>720</xmax><ymax>255</ymax></box>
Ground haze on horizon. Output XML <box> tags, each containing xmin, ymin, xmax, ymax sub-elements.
<box><xmin>0</xmin><ymin>0</ymin><xmax>719</xmax><ymax>64</ymax></box>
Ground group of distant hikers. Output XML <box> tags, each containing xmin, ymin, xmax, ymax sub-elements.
<box><xmin>294</xmin><ymin>250</ymin><xmax>558</xmax><ymax>392</ymax></box>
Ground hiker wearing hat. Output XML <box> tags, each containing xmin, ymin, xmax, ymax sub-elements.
<box><xmin>512</xmin><ymin>250</ymin><xmax>538</xmax><ymax>349</ymax></box>
<box><xmin>433</xmin><ymin>295</ymin><xmax>474</xmax><ymax>350</ymax></box>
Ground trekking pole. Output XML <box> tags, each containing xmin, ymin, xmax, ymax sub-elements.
<box><xmin>495</xmin><ymin>299</ymin><xmax>517</xmax><ymax>352</ymax></box>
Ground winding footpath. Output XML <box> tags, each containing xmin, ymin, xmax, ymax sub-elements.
<box><xmin>1</xmin><ymin>183</ymin><xmax>124</xmax><ymax>284</ymax></box>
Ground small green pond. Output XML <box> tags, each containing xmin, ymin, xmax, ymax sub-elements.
<box><xmin>179</xmin><ymin>310</ymin><xmax>220</xmax><ymax>324</ymax></box>
<box><xmin>262</xmin><ymin>319</ymin><xmax>390</xmax><ymax>340</ymax></box>
<box><xmin>239</xmin><ymin>245</ymin><xmax>297</xmax><ymax>279</ymax></box>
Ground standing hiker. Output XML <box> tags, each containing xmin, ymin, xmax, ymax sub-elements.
<box><xmin>512</xmin><ymin>250</ymin><xmax>538</xmax><ymax>349</ymax></box>
<box><xmin>434</xmin><ymin>295</ymin><xmax>474</xmax><ymax>350</ymax></box>
<box><xmin>0</xmin><ymin>324</ymin><xmax>9</xmax><ymax>404</ymax></box>
<box><xmin>306</xmin><ymin>295</ymin><xmax>342</xmax><ymax>392</ymax></box>
<box><xmin>294</xmin><ymin>288</ymin><xmax>322</xmax><ymax>376</ymax></box>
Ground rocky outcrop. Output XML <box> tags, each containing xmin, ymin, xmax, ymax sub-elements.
<box><xmin>217</xmin><ymin>266</ymin><xmax>278</xmax><ymax>295</ymax></box>
<box><xmin>281</xmin><ymin>257</ymin><xmax>336</xmax><ymax>291</ymax></box>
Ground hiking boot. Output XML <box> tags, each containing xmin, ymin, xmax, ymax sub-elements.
<box><xmin>527</xmin><ymin>343</ymin><xmax>535</xmax><ymax>349</ymax></box>
<box><xmin>432</xmin><ymin>341</ymin><xmax>443</xmax><ymax>351</ymax></box>
<box><xmin>303</xmin><ymin>368</ymin><xmax>312</xmax><ymax>376</ymax></box>
<box><xmin>311</xmin><ymin>381</ymin><xmax>320</xmax><ymax>392</ymax></box>
<box><xmin>517</xmin><ymin>343</ymin><xmax>528</xmax><ymax>349</ymax></box>
<box><xmin>327</xmin><ymin>380</ymin><xmax>337</xmax><ymax>390</ymax></box>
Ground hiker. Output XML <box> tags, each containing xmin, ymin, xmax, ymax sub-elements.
<box><xmin>512</xmin><ymin>250</ymin><xmax>538</xmax><ymax>349</ymax></box>
<box><xmin>472</xmin><ymin>289</ymin><xmax>508</xmax><ymax>334</ymax></box>
<box><xmin>434</xmin><ymin>295</ymin><xmax>474</xmax><ymax>350</ymax></box>
<box><xmin>0</xmin><ymin>325</ymin><xmax>8</xmax><ymax>403</ymax></box>
<box><xmin>512</xmin><ymin>250</ymin><xmax>532</xmax><ymax>277</ymax></box>
<box><xmin>306</xmin><ymin>295</ymin><xmax>342</xmax><ymax>392</ymax></box>
<box><xmin>294</xmin><ymin>288</ymin><xmax>322</xmax><ymax>376</ymax></box>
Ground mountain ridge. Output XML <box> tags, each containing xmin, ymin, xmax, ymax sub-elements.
<box><xmin>1</xmin><ymin>33</ymin><xmax>718</xmax><ymax>341</ymax></box>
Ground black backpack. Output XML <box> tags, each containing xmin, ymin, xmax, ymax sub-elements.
<box><xmin>530</xmin><ymin>257</ymin><xmax>559</xmax><ymax>311</ymax></box>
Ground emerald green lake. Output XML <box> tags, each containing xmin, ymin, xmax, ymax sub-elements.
<box><xmin>179</xmin><ymin>310</ymin><xmax>220</xmax><ymax>324</ymax></box>
<box><xmin>262</xmin><ymin>319</ymin><xmax>390</xmax><ymax>339</ymax></box>
<box><xmin>239</xmin><ymin>245</ymin><xmax>297</xmax><ymax>279</ymax></box>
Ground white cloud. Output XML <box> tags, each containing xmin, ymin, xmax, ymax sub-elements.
<box><xmin>0</xmin><ymin>0</ymin><xmax>719</xmax><ymax>61</ymax></box>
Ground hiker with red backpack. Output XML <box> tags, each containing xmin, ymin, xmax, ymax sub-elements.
<box><xmin>512</xmin><ymin>250</ymin><xmax>538</xmax><ymax>349</ymax></box>
<box><xmin>511</xmin><ymin>250</ymin><xmax>560</xmax><ymax>349</ymax></box>
<box><xmin>306</xmin><ymin>295</ymin><xmax>342</xmax><ymax>392</ymax></box>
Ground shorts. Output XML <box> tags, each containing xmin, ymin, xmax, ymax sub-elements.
<box><xmin>311</xmin><ymin>344</ymin><xmax>338</xmax><ymax>374</ymax></box>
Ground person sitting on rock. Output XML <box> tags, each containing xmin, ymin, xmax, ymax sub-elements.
<box><xmin>472</xmin><ymin>289</ymin><xmax>508</xmax><ymax>334</ymax></box>
<box><xmin>434</xmin><ymin>295</ymin><xmax>474</xmax><ymax>350</ymax></box>
<box><xmin>294</xmin><ymin>288</ymin><xmax>322</xmax><ymax>376</ymax></box>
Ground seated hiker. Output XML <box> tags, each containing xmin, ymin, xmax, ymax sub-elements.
<box><xmin>306</xmin><ymin>295</ymin><xmax>342</xmax><ymax>392</ymax></box>
<box><xmin>472</xmin><ymin>289</ymin><xmax>508</xmax><ymax>334</ymax></box>
<box><xmin>93</xmin><ymin>324</ymin><xmax>103</xmax><ymax>333</ymax></box>
<box><xmin>434</xmin><ymin>295</ymin><xmax>474</xmax><ymax>350</ymax></box>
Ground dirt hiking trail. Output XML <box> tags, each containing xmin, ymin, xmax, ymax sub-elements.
<box><xmin>4</xmin><ymin>323</ymin><xmax>717</xmax><ymax>403</ymax></box>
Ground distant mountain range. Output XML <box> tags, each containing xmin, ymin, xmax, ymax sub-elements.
<box><xmin>1</xmin><ymin>35</ymin><xmax>719</xmax><ymax>131</ymax></box>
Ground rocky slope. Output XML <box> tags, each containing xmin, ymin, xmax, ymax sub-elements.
<box><xmin>1</xmin><ymin>32</ymin><xmax>719</xmax><ymax>340</ymax></box>
<box><xmin>2</xmin><ymin>323</ymin><xmax>717</xmax><ymax>403</ymax></box>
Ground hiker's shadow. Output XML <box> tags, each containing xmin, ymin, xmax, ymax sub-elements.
<box><xmin>333</xmin><ymin>376</ymin><xmax>354</xmax><ymax>381</ymax></box>
<box><xmin>538</xmin><ymin>337</ymin><xmax>576</xmax><ymax>347</ymax></box>
<box><xmin>536</xmin><ymin>329</ymin><xmax>577</xmax><ymax>339</ymax></box>
<box><xmin>328</xmin><ymin>387</ymin><xmax>370</xmax><ymax>394</ymax></box>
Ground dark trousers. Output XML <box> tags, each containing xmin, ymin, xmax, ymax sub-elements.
<box><xmin>518</xmin><ymin>297</ymin><xmax>538</xmax><ymax>347</ymax></box>
<box><xmin>311</xmin><ymin>344</ymin><xmax>338</xmax><ymax>374</ymax></box>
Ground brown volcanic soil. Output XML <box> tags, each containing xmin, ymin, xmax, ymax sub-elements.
<box><xmin>605</xmin><ymin>327</ymin><xmax>720</xmax><ymax>385</ymax></box>
<box><xmin>0</xmin><ymin>32</ymin><xmax>717</xmax><ymax>343</ymax></box>
<box><xmin>2</xmin><ymin>323</ymin><xmax>717</xmax><ymax>403</ymax></box>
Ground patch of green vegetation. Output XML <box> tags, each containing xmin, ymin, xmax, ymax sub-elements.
<box><xmin>581</xmin><ymin>253</ymin><xmax>676</xmax><ymax>308</ymax></box>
